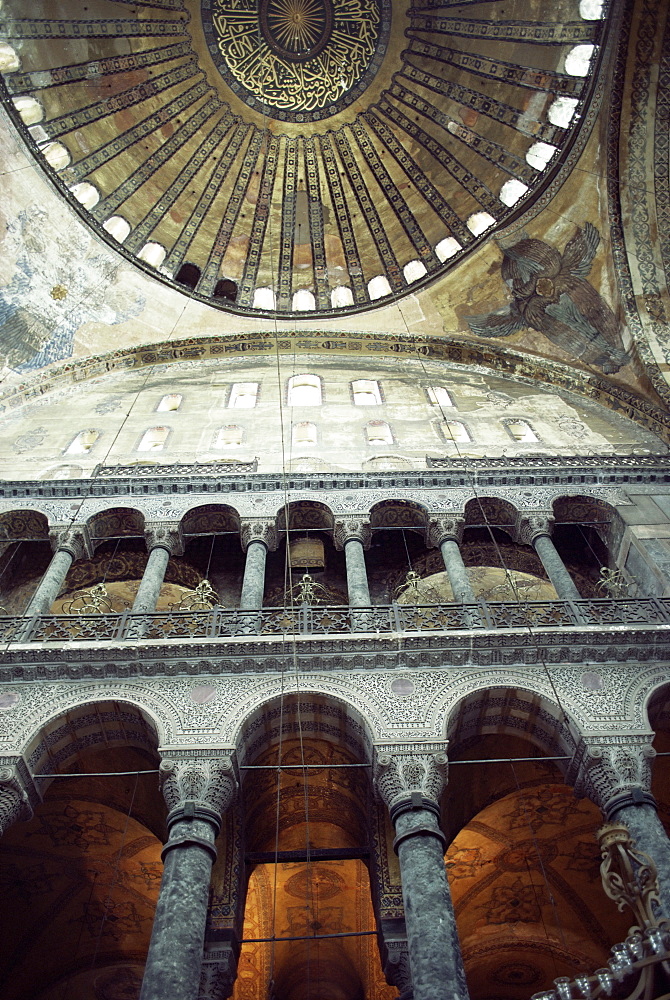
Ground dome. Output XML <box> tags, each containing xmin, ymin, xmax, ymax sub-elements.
<box><xmin>0</xmin><ymin>0</ymin><xmax>607</xmax><ymax>316</ymax></box>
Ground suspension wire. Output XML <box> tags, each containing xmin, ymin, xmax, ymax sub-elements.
<box><xmin>510</xmin><ymin>759</ymin><xmax>568</xmax><ymax>975</ymax></box>
<box><xmin>394</xmin><ymin>296</ymin><xmax>583</xmax><ymax>964</ymax></box>
<box><xmin>89</xmin><ymin>771</ymin><xmax>140</xmax><ymax>971</ymax></box>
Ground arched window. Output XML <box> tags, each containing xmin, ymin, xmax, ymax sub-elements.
<box><xmin>548</xmin><ymin>96</ymin><xmax>579</xmax><ymax>127</ymax></box>
<box><xmin>228</xmin><ymin>383</ymin><xmax>259</xmax><ymax>408</ymax></box>
<box><xmin>157</xmin><ymin>394</ymin><xmax>182</xmax><ymax>412</ymax></box>
<box><xmin>565</xmin><ymin>43</ymin><xmax>595</xmax><ymax>76</ymax></box>
<box><xmin>440</xmin><ymin>420</ymin><xmax>471</xmax><ymax>444</ymax></box>
<box><xmin>435</xmin><ymin>237</ymin><xmax>461</xmax><ymax>262</ymax></box>
<box><xmin>40</xmin><ymin>141</ymin><xmax>70</xmax><ymax>171</ymax></box>
<box><xmin>103</xmin><ymin>215</ymin><xmax>131</xmax><ymax>243</ymax></box>
<box><xmin>214</xmin><ymin>425</ymin><xmax>243</xmax><ymax>448</ymax></box>
<box><xmin>466</xmin><ymin>212</ymin><xmax>496</xmax><ymax>236</ymax></box>
<box><xmin>213</xmin><ymin>279</ymin><xmax>237</xmax><ymax>302</ymax></box>
<box><xmin>403</xmin><ymin>259</ymin><xmax>427</xmax><ymax>283</ymax></box>
<box><xmin>175</xmin><ymin>262</ymin><xmax>201</xmax><ymax>290</ymax></box>
<box><xmin>426</xmin><ymin>386</ymin><xmax>454</xmax><ymax>408</ymax></box>
<box><xmin>504</xmin><ymin>419</ymin><xmax>539</xmax><ymax>443</ymax></box>
<box><xmin>137</xmin><ymin>426</ymin><xmax>170</xmax><ymax>452</ymax></box>
<box><xmin>366</xmin><ymin>421</ymin><xmax>393</xmax><ymax>445</ymax></box>
<box><xmin>368</xmin><ymin>275</ymin><xmax>392</xmax><ymax>301</ymax></box>
<box><xmin>12</xmin><ymin>96</ymin><xmax>44</xmax><ymax>124</ymax></box>
<box><xmin>137</xmin><ymin>242</ymin><xmax>166</xmax><ymax>268</ymax></box>
<box><xmin>65</xmin><ymin>430</ymin><xmax>100</xmax><ymax>455</ymax></box>
<box><xmin>292</xmin><ymin>289</ymin><xmax>316</xmax><ymax>311</ymax></box>
<box><xmin>69</xmin><ymin>182</ymin><xmax>100</xmax><ymax>210</ymax></box>
<box><xmin>252</xmin><ymin>287</ymin><xmax>276</xmax><ymax>310</ymax></box>
<box><xmin>0</xmin><ymin>42</ymin><xmax>20</xmax><ymax>72</ymax></box>
<box><xmin>288</xmin><ymin>374</ymin><xmax>322</xmax><ymax>407</ymax></box>
<box><xmin>499</xmin><ymin>179</ymin><xmax>528</xmax><ymax>207</ymax></box>
<box><xmin>331</xmin><ymin>286</ymin><xmax>353</xmax><ymax>308</ymax></box>
<box><xmin>292</xmin><ymin>422</ymin><xmax>317</xmax><ymax>446</ymax></box>
<box><xmin>526</xmin><ymin>142</ymin><xmax>556</xmax><ymax>170</ymax></box>
<box><xmin>352</xmin><ymin>379</ymin><xmax>381</xmax><ymax>406</ymax></box>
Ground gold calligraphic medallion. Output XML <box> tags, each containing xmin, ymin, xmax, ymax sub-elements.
<box><xmin>203</xmin><ymin>0</ymin><xmax>388</xmax><ymax>122</ymax></box>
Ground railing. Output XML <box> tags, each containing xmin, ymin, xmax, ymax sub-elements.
<box><xmin>2</xmin><ymin>597</ymin><xmax>670</xmax><ymax>644</ymax></box>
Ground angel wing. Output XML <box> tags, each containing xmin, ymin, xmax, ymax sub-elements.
<box><xmin>561</xmin><ymin>222</ymin><xmax>600</xmax><ymax>278</ymax></box>
<box><xmin>466</xmin><ymin>302</ymin><xmax>526</xmax><ymax>339</ymax></box>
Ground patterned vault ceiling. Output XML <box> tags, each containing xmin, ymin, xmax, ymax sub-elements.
<box><xmin>0</xmin><ymin>0</ymin><xmax>608</xmax><ymax>317</ymax></box>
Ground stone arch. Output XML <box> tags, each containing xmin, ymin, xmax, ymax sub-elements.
<box><xmin>0</xmin><ymin>509</ymin><xmax>49</xmax><ymax>540</ymax></box>
<box><xmin>86</xmin><ymin>506</ymin><xmax>146</xmax><ymax>544</ymax></box>
<box><xmin>463</xmin><ymin>496</ymin><xmax>519</xmax><ymax>536</ymax></box>
<box><xmin>369</xmin><ymin>498</ymin><xmax>428</xmax><ymax>535</ymax></box>
<box><xmin>22</xmin><ymin>698</ymin><xmax>162</xmax><ymax>794</ymax></box>
<box><xmin>445</xmin><ymin>683</ymin><xmax>580</xmax><ymax>762</ymax></box>
<box><xmin>275</xmin><ymin>499</ymin><xmax>336</xmax><ymax>534</ymax></box>
<box><xmin>180</xmin><ymin>503</ymin><xmax>241</xmax><ymax>536</ymax></box>
<box><xmin>234</xmin><ymin>689</ymin><xmax>375</xmax><ymax>767</ymax></box>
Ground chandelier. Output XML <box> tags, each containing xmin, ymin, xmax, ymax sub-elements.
<box><xmin>62</xmin><ymin>583</ymin><xmax>129</xmax><ymax>615</ymax></box>
<box><xmin>531</xmin><ymin>823</ymin><xmax>670</xmax><ymax>1000</ymax></box>
<box><xmin>168</xmin><ymin>580</ymin><xmax>220</xmax><ymax>612</ymax></box>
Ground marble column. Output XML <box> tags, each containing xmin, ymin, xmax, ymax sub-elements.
<box><xmin>569</xmin><ymin>737</ymin><xmax>670</xmax><ymax>918</ymax></box>
<box><xmin>23</xmin><ymin>526</ymin><xmax>91</xmax><ymax>617</ymax></box>
<box><xmin>140</xmin><ymin>755</ymin><xmax>237</xmax><ymax>1000</ymax></box>
<box><xmin>0</xmin><ymin>760</ymin><xmax>39</xmax><ymax>837</ymax></box>
<box><xmin>515</xmin><ymin>513</ymin><xmax>582</xmax><ymax>603</ymax></box>
<box><xmin>239</xmin><ymin>523</ymin><xmax>277</xmax><ymax>611</ymax></box>
<box><xmin>427</xmin><ymin>517</ymin><xmax>475</xmax><ymax>604</ymax></box>
<box><xmin>335</xmin><ymin>520</ymin><xmax>372</xmax><ymax>608</ymax></box>
<box><xmin>132</xmin><ymin>523</ymin><xmax>184</xmax><ymax>614</ymax></box>
<box><xmin>374</xmin><ymin>744</ymin><xmax>469</xmax><ymax>1000</ymax></box>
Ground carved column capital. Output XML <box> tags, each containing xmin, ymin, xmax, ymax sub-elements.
<box><xmin>240</xmin><ymin>520</ymin><xmax>278</xmax><ymax>552</ymax></box>
<box><xmin>333</xmin><ymin>519</ymin><xmax>372</xmax><ymax>551</ymax></box>
<box><xmin>48</xmin><ymin>524</ymin><xmax>92</xmax><ymax>560</ymax></box>
<box><xmin>567</xmin><ymin>736</ymin><xmax>657</xmax><ymax>818</ymax></box>
<box><xmin>426</xmin><ymin>516</ymin><xmax>464</xmax><ymax>548</ymax></box>
<box><xmin>514</xmin><ymin>511</ymin><xmax>554</xmax><ymax>546</ymax></box>
<box><xmin>0</xmin><ymin>759</ymin><xmax>40</xmax><ymax>836</ymax></box>
<box><xmin>199</xmin><ymin>940</ymin><xmax>238</xmax><ymax>1000</ymax></box>
<box><xmin>373</xmin><ymin>742</ymin><xmax>449</xmax><ymax>820</ymax></box>
<box><xmin>159</xmin><ymin>754</ymin><xmax>238</xmax><ymax>832</ymax></box>
<box><xmin>145</xmin><ymin>521</ymin><xmax>184</xmax><ymax>556</ymax></box>
<box><xmin>383</xmin><ymin>940</ymin><xmax>413</xmax><ymax>999</ymax></box>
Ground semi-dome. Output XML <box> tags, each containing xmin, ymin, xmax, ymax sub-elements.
<box><xmin>0</xmin><ymin>0</ymin><xmax>607</xmax><ymax>316</ymax></box>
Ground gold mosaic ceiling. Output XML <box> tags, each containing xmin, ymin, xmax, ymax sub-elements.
<box><xmin>0</xmin><ymin>0</ymin><xmax>608</xmax><ymax>317</ymax></box>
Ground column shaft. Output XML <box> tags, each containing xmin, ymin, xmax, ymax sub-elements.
<box><xmin>439</xmin><ymin>538</ymin><xmax>475</xmax><ymax>604</ymax></box>
<box><xmin>140</xmin><ymin>816</ymin><xmax>216</xmax><ymax>1000</ymax></box>
<box><xmin>612</xmin><ymin>802</ymin><xmax>670</xmax><ymax>918</ymax></box>
<box><xmin>133</xmin><ymin>545</ymin><xmax>171</xmax><ymax>614</ymax></box>
<box><xmin>344</xmin><ymin>537</ymin><xmax>371</xmax><ymax>607</ymax></box>
<box><xmin>533</xmin><ymin>533</ymin><xmax>582</xmax><ymax>602</ymax></box>
<box><xmin>394</xmin><ymin>808</ymin><xmax>469</xmax><ymax>1000</ymax></box>
<box><xmin>23</xmin><ymin>548</ymin><xmax>74</xmax><ymax>616</ymax></box>
<box><xmin>239</xmin><ymin>540</ymin><xmax>267</xmax><ymax>610</ymax></box>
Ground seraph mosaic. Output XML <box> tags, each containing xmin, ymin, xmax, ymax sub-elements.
<box><xmin>467</xmin><ymin>224</ymin><xmax>630</xmax><ymax>374</ymax></box>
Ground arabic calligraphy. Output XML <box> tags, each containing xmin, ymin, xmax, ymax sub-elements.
<box><xmin>207</xmin><ymin>0</ymin><xmax>381</xmax><ymax>119</ymax></box>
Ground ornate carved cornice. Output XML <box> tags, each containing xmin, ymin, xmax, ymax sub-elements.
<box><xmin>0</xmin><ymin>457</ymin><xmax>667</xmax><ymax>501</ymax></box>
<box><xmin>240</xmin><ymin>520</ymin><xmax>278</xmax><ymax>552</ymax></box>
<box><xmin>426</xmin><ymin>516</ymin><xmax>464</xmax><ymax>548</ymax></box>
<box><xmin>567</xmin><ymin>736</ymin><xmax>657</xmax><ymax>817</ymax></box>
<box><xmin>334</xmin><ymin>519</ymin><xmax>372</xmax><ymax>550</ymax></box>
<box><xmin>145</xmin><ymin>521</ymin><xmax>185</xmax><ymax>556</ymax></box>
<box><xmin>0</xmin><ymin>758</ymin><xmax>40</xmax><ymax>836</ymax></box>
<box><xmin>159</xmin><ymin>754</ymin><xmax>237</xmax><ymax>830</ymax></box>
<box><xmin>49</xmin><ymin>524</ymin><xmax>92</xmax><ymax>560</ymax></box>
<box><xmin>514</xmin><ymin>511</ymin><xmax>554</xmax><ymax>546</ymax></box>
<box><xmin>373</xmin><ymin>742</ymin><xmax>449</xmax><ymax>819</ymax></box>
